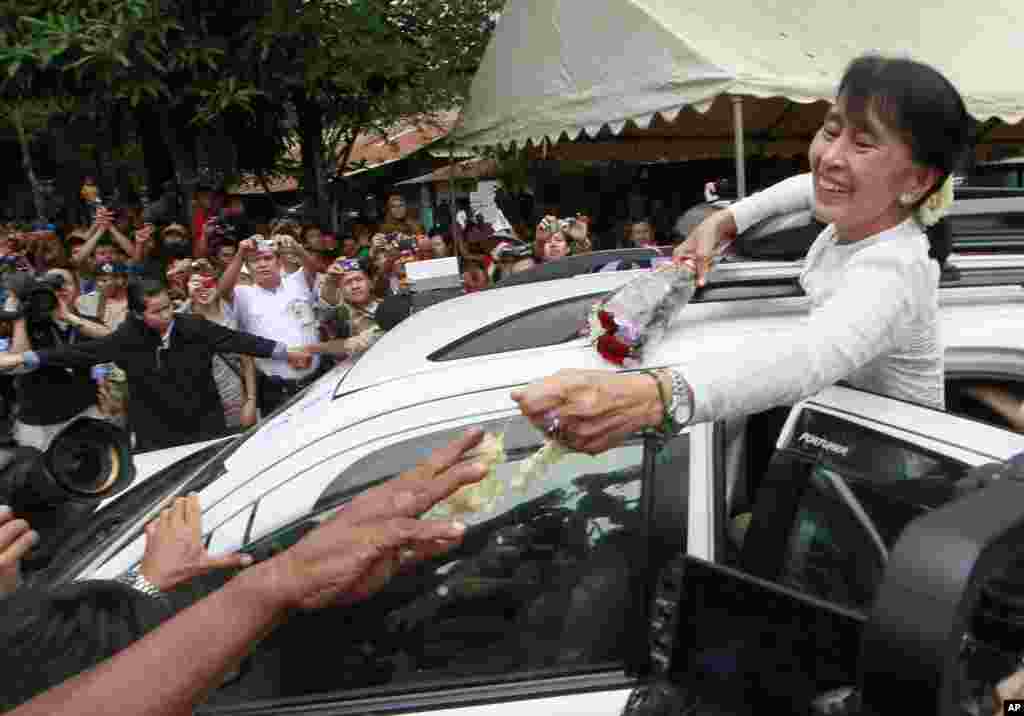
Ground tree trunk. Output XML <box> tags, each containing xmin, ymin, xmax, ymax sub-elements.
<box><xmin>133</xmin><ymin>103</ymin><xmax>177</xmax><ymax>204</ymax></box>
<box><xmin>293</xmin><ymin>89</ymin><xmax>330</xmax><ymax>227</ymax></box>
<box><xmin>10</xmin><ymin>107</ymin><xmax>47</xmax><ymax>223</ymax></box>
<box><xmin>330</xmin><ymin>134</ymin><xmax>360</xmax><ymax>233</ymax></box>
<box><xmin>156</xmin><ymin>105</ymin><xmax>199</xmax><ymax>227</ymax></box>
<box><xmin>96</xmin><ymin>109</ymin><xmax>117</xmax><ymax>203</ymax></box>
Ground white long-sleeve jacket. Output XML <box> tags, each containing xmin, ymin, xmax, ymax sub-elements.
<box><xmin>683</xmin><ymin>173</ymin><xmax>943</xmax><ymax>424</ymax></box>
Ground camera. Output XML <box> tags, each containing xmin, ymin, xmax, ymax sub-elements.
<box><xmin>0</xmin><ymin>418</ymin><xmax>135</xmax><ymax>569</ymax></box>
<box><xmin>0</xmin><ymin>272</ymin><xmax>64</xmax><ymax>327</ymax></box>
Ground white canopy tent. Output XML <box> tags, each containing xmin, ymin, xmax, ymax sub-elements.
<box><xmin>451</xmin><ymin>0</ymin><xmax>1024</xmax><ymax>196</ymax></box>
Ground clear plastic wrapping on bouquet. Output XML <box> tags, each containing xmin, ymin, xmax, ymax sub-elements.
<box><xmin>592</xmin><ymin>260</ymin><xmax>700</xmax><ymax>366</ymax></box>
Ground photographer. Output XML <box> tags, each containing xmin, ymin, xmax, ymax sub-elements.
<box><xmin>217</xmin><ymin>235</ymin><xmax>322</xmax><ymax>415</ymax></box>
<box><xmin>308</xmin><ymin>257</ymin><xmax>383</xmax><ymax>361</ymax></box>
<box><xmin>132</xmin><ymin>223</ymin><xmax>192</xmax><ymax>283</ymax></box>
<box><xmin>4</xmin><ymin>269</ymin><xmax>111</xmax><ymax>451</ymax></box>
<box><xmin>71</xmin><ymin>208</ymin><xmax>136</xmax><ymax>276</ymax></box>
<box><xmin>0</xmin><ymin>279</ymin><xmax>312</xmax><ymax>451</ymax></box>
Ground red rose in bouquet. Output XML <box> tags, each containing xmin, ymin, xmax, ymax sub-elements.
<box><xmin>598</xmin><ymin>310</ymin><xmax>617</xmax><ymax>332</ymax></box>
<box><xmin>596</xmin><ymin>333</ymin><xmax>631</xmax><ymax>365</ymax></box>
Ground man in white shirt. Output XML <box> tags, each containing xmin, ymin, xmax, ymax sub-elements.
<box><xmin>218</xmin><ymin>235</ymin><xmax>322</xmax><ymax>413</ymax></box>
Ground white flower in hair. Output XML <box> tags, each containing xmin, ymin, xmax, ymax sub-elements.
<box><xmin>916</xmin><ymin>175</ymin><xmax>955</xmax><ymax>227</ymax></box>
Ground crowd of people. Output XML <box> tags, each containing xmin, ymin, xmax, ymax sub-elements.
<box><xmin>0</xmin><ymin>187</ymin><xmax>673</xmax><ymax>454</ymax></box>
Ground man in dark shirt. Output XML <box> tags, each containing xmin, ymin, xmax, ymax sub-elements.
<box><xmin>0</xmin><ymin>279</ymin><xmax>313</xmax><ymax>451</ymax></box>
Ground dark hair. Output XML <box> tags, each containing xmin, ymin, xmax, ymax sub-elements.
<box><xmin>837</xmin><ymin>55</ymin><xmax>971</xmax><ymax>265</ymax></box>
<box><xmin>462</xmin><ymin>258</ymin><xmax>487</xmax><ymax>274</ymax></box>
<box><xmin>300</xmin><ymin>224</ymin><xmax>322</xmax><ymax>243</ymax></box>
<box><xmin>127</xmin><ymin>277</ymin><xmax>167</xmax><ymax>314</ymax></box>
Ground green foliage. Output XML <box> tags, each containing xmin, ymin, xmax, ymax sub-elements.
<box><xmin>0</xmin><ymin>0</ymin><xmax>502</xmax><ymax>222</ymax></box>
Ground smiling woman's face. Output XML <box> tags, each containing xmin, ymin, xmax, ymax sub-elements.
<box><xmin>808</xmin><ymin>94</ymin><xmax>935</xmax><ymax>243</ymax></box>
<box><xmin>188</xmin><ymin>274</ymin><xmax>217</xmax><ymax>306</ymax></box>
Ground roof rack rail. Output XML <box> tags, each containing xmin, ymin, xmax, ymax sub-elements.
<box><xmin>675</xmin><ymin>254</ymin><xmax>1024</xmax><ymax>304</ymax></box>
<box><xmin>494</xmin><ymin>248</ymin><xmax>663</xmax><ymax>287</ymax></box>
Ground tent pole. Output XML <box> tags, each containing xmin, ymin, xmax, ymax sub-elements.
<box><xmin>731</xmin><ymin>96</ymin><xmax>747</xmax><ymax>198</ymax></box>
<box><xmin>448</xmin><ymin>142</ymin><xmax>457</xmax><ymax>205</ymax></box>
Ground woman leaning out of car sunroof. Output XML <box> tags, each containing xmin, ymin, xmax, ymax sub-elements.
<box><xmin>513</xmin><ymin>53</ymin><xmax>972</xmax><ymax>456</ymax></box>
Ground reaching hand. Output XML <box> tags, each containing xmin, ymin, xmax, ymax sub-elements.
<box><xmin>262</xmin><ymin>429</ymin><xmax>488</xmax><ymax>610</ymax></box>
<box><xmin>139</xmin><ymin>494</ymin><xmax>252</xmax><ymax>592</ymax></box>
<box><xmin>135</xmin><ymin>224</ymin><xmax>154</xmax><ymax>244</ymax></box>
<box><xmin>94</xmin><ymin>208</ymin><xmax>113</xmax><ymax>229</ymax></box>
<box><xmin>511</xmin><ymin>369</ymin><xmax>663</xmax><ymax>455</ymax></box>
<box><xmin>0</xmin><ymin>507</ymin><xmax>36</xmax><ymax>597</ymax></box>
<box><xmin>239</xmin><ymin>238</ymin><xmax>257</xmax><ymax>256</ymax></box>
<box><xmin>286</xmin><ymin>349</ymin><xmax>313</xmax><ymax>370</ymax></box>
<box><xmin>672</xmin><ymin>209</ymin><xmax>736</xmax><ymax>287</ymax></box>
<box><xmin>0</xmin><ymin>353</ymin><xmax>23</xmax><ymax>373</ymax></box>
<box><xmin>239</xmin><ymin>397</ymin><xmax>258</xmax><ymax>428</ymax></box>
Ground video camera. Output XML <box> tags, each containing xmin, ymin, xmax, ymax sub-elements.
<box><xmin>0</xmin><ymin>418</ymin><xmax>135</xmax><ymax>568</ymax></box>
<box><xmin>0</xmin><ymin>272</ymin><xmax>64</xmax><ymax>327</ymax></box>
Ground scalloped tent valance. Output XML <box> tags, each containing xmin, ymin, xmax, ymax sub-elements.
<box><xmin>452</xmin><ymin>0</ymin><xmax>1024</xmax><ymax>192</ymax></box>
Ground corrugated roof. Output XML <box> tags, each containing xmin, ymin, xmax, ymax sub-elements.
<box><xmin>233</xmin><ymin>111</ymin><xmax>460</xmax><ymax>195</ymax></box>
<box><xmin>395</xmin><ymin>158</ymin><xmax>498</xmax><ymax>185</ymax></box>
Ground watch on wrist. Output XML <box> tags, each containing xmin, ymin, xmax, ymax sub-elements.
<box><xmin>118</xmin><ymin>570</ymin><xmax>164</xmax><ymax>598</ymax></box>
<box><xmin>666</xmin><ymin>369</ymin><xmax>693</xmax><ymax>429</ymax></box>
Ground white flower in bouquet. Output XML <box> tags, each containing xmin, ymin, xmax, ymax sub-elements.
<box><xmin>426</xmin><ymin>432</ymin><xmax>507</xmax><ymax>517</ymax></box>
<box><xmin>513</xmin><ymin>439</ymin><xmax>571</xmax><ymax>493</ymax></box>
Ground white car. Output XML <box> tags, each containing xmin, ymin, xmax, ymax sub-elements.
<box><xmin>35</xmin><ymin>252</ymin><xmax>1024</xmax><ymax>715</ymax></box>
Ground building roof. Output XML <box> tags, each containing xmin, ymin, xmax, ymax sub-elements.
<box><xmin>233</xmin><ymin>111</ymin><xmax>460</xmax><ymax>195</ymax></box>
<box><xmin>395</xmin><ymin>158</ymin><xmax>498</xmax><ymax>186</ymax></box>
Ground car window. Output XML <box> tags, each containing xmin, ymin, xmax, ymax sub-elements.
<box><xmin>201</xmin><ymin>416</ymin><xmax>688</xmax><ymax>708</ymax></box>
<box><xmin>428</xmin><ymin>293</ymin><xmax>603</xmax><ymax>362</ymax></box>
<box><xmin>675</xmin><ymin>556</ymin><xmax>863</xmax><ymax>715</ymax></box>
<box><xmin>777</xmin><ymin>465</ymin><xmax>887</xmax><ymax>611</ymax></box>
<box><xmin>734</xmin><ymin>409</ymin><xmax>971</xmax><ymax>613</ymax></box>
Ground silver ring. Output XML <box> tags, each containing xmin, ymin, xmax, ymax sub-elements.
<box><xmin>544</xmin><ymin>410</ymin><xmax>560</xmax><ymax>436</ymax></box>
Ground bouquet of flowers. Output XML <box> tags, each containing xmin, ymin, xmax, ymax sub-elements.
<box><xmin>422</xmin><ymin>430</ymin><xmax>572</xmax><ymax>522</ymax></box>
<box><xmin>422</xmin><ymin>255</ymin><xmax>723</xmax><ymax>522</ymax></box>
<box><xmin>586</xmin><ymin>256</ymin><xmax>708</xmax><ymax>367</ymax></box>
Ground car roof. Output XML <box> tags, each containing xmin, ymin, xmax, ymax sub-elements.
<box><xmin>342</xmin><ymin>260</ymin><xmax>801</xmax><ymax>394</ymax></box>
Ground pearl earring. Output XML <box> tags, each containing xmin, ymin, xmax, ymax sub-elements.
<box><xmin>900</xmin><ymin>193</ymin><xmax>915</xmax><ymax>206</ymax></box>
